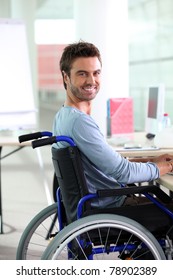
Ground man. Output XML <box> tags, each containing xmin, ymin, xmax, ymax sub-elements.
<box><xmin>53</xmin><ymin>41</ymin><xmax>173</xmax><ymax>207</ymax></box>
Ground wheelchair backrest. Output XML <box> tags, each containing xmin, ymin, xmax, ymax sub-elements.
<box><xmin>51</xmin><ymin>146</ymin><xmax>89</xmax><ymax>224</ymax></box>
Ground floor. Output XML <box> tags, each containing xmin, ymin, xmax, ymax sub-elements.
<box><xmin>0</xmin><ymin>105</ymin><xmax>59</xmax><ymax>260</ymax></box>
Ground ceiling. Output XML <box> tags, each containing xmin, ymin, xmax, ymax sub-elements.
<box><xmin>36</xmin><ymin>0</ymin><xmax>146</xmax><ymax>19</ymax></box>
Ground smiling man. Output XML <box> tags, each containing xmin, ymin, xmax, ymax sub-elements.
<box><xmin>53</xmin><ymin>41</ymin><xmax>173</xmax><ymax>208</ymax></box>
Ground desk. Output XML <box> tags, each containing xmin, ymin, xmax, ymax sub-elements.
<box><xmin>117</xmin><ymin>148</ymin><xmax>173</xmax><ymax>158</ymax></box>
<box><xmin>108</xmin><ymin>131</ymin><xmax>173</xmax><ymax>158</ymax></box>
<box><xmin>108</xmin><ymin>133</ymin><xmax>173</xmax><ymax>193</ymax></box>
<box><xmin>0</xmin><ymin>132</ymin><xmax>52</xmax><ymax>234</ymax></box>
<box><xmin>157</xmin><ymin>174</ymin><xmax>173</xmax><ymax>192</ymax></box>
<box><xmin>117</xmin><ymin>148</ymin><xmax>173</xmax><ymax>193</ymax></box>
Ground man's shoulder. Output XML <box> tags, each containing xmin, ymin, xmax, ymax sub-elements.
<box><xmin>60</xmin><ymin>106</ymin><xmax>91</xmax><ymax>120</ymax></box>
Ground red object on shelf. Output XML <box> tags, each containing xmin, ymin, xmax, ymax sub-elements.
<box><xmin>107</xmin><ymin>98</ymin><xmax>134</xmax><ymax>136</ymax></box>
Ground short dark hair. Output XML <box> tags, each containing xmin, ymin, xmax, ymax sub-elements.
<box><xmin>60</xmin><ymin>41</ymin><xmax>102</xmax><ymax>89</ymax></box>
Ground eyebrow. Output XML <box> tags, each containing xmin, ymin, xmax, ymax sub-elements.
<box><xmin>76</xmin><ymin>69</ymin><xmax>101</xmax><ymax>74</ymax></box>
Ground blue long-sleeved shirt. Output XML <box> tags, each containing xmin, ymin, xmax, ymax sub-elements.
<box><xmin>53</xmin><ymin>106</ymin><xmax>160</xmax><ymax>208</ymax></box>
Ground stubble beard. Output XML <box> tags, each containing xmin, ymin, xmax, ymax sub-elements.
<box><xmin>70</xmin><ymin>83</ymin><xmax>99</xmax><ymax>101</ymax></box>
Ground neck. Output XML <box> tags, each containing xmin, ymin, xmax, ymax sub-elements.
<box><xmin>64</xmin><ymin>97</ymin><xmax>92</xmax><ymax>115</ymax></box>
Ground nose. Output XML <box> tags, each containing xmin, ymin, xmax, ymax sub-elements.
<box><xmin>86</xmin><ymin>74</ymin><xmax>96</xmax><ymax>84</ymax></box>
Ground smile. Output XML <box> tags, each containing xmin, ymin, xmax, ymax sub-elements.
<box><xmin>82</xmin><ymin>86</ymin><xmax>96</xmax><ymax>92</ymax></box>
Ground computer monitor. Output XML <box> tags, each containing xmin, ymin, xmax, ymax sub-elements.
<box><xmin>145</xmin><ymin>84</ymin><xmax>165</xmax><ymax>134</ymax></box>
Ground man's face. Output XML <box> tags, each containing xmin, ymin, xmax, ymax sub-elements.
<box><xmin>64</xmin><ymin>57</ymin><xmax>101</xmax><ymax>101</ymax></box>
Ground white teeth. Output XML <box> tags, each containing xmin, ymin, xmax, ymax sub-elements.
<box><xmin>84</xmin><ymin>86</ymin><xmax>95</xmax><ymax>90</ymax></box>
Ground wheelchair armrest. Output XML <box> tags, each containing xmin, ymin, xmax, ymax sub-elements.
<box><xmin>96</xmin><ymin>185</ymin><xmax>157</xmax><ymax>197</ymax></box>
<box><xmin>97</xmin><ymin>184</ymin><xmax>172</xmax><ymax>204</ymax></box>
<box><xmin>77</xmin><ymin>185</ymin><xmax>161</xmax><ymax>219</ymax></box>
<box><xmin>76</xmin><ymin>185</ymin><xmax>172</xmax><ymax>221</ymax></box>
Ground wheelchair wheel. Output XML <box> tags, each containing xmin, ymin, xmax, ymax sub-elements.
<box><xmin>16</xmin><ymin>203</ymin><xmax>59</xmax><ymax>260</ymax></box>
<box><xmin>41</xmin><ymin>213</ymin><xmax>166</xmax><ymax>260</ymax></box>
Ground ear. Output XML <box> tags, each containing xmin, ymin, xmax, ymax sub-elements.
<box><xmin>63</xmin><ymin>71</ymin><xmax>68</xmax><ymax>84</ymax></box>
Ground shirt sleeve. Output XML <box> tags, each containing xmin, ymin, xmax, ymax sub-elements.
<box><xmin>72</xmin><ymin>114</ymin><xmax>160</xmax><ymax>184</ymax></box>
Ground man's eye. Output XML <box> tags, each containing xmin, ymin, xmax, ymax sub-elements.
<box><xmin>79</xmin><ymin>72</ymin><xmax>86</xmax><ymax>76</ymax></box>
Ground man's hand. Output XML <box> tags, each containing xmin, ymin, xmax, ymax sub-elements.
<box><xmin>152</xmin><ymin>154</ymin><xmax>173</xmax><ymax>163</ymax></box>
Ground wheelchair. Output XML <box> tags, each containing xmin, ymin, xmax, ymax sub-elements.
<box><xmin>16</xmin><ymin>131</ymin><xmax>173</xmax><ymax>260</ymax></box>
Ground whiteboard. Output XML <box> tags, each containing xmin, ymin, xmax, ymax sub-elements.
<box><xmin>0</xmin><ymin>19</ymin><xmax>37</xmax><ymax>130</ymax></box>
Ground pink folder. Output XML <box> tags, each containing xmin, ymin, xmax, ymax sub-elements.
<box><xmin>107</xmin><ymin>98</ymin><xmax>134</xmax><ymax>136</ymax></box>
